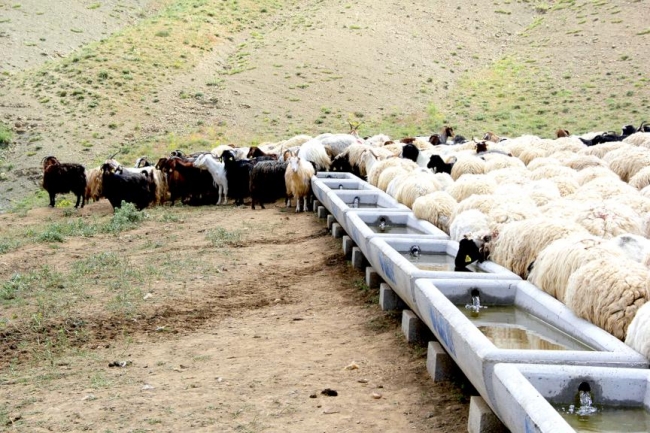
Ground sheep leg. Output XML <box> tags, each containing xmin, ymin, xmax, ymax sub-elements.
<box><xmin>302</xmin><ymin>197</ymin><xmax>308</xmax><ymax>213</ymax></box>
<box><xmin>222</xmin><ymin>184</ymin><xmax>228</xmax><ymax>205</ymax></box>
<box><xmin>49</xmin><ymin>192</ymin><xmax>56</xmax><ymax>207</ymax></box>
<box><xmin>295</xmin><ymin>196</ymin><xmax>300</xmax><ymax>213</ymax></box>
<box><xmin>215</xmin><ymin>184</ymin><xmax>222</xmax><ymax>205</ymax></box>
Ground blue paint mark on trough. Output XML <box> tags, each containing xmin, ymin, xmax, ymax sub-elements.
<box><xmin>378</xmin><ymin>252</ymin><xmax>395</xmax><ymax>285</ymax></box>
<box><xmin>429</xmin><ymin>308</ymin><xmax>456</xmax><ymax>357</ymax></box>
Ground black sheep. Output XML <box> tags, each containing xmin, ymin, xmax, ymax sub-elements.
<box><xmin>222</xmin><ymin>150</ymin><xmax>254</xmax><ymax>206</ymax></box>
<box><xmin>41</xmin><ymin>156</ymin><xmax>87</xmax><ymax>208</ymax></box>
<box><xmin>427</xmin><ymin>154</ymin><xmax>456</xmax><ymax>174</ymax></box>
<box><xmin>401</xmin><ymin>143</ymin><xmax>420</xmax><ymax>163</ymax></box>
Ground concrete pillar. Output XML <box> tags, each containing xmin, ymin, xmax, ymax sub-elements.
<box><xmin>468</xmin><ymin>396</ymin><xmax>509</xmax><ymax>433</ymax></box>
<box><xmin>331</xmin><ymin>223</ymin><xmax>345</xmax><ymax>239</ymax></box>
<box><xmin>365</xmin><ymin>267</ymin><xmax>382</xmax><ymax>289</ymax></box>
<box><xmin>327</xmin><ymin>214</ymin><xmax>336</xmax><ymax>230</ymax></box>
<box><xmin>317</xmin><ymin>206</ymin><xmax>328</xmax><ymax>219</ymax></box>
<box><xmin>312</xmin><ymin>200</ymin><xmax>321</xmax><ymax>213</ymax></box>
<box><xmin>401</xmin><ymin>309</ymin><xmax>433</xmax><ymax>345</ymax></box>
<box><xmin>379</xmin><ymin>283</ymin><xmax>406</xmax><ymax>311</ymax></box>
<box><xmin>426</xmin><ymin>341</ymin><xmax>463</xmax><ymax>383</ymax></box>
<box><xmin>351</xmin><ymin>247</ymin><xmax>367</xmax><ymax>270</ymax></box>
<box><xmin>342</xmin><ymin>235</ymin><xmax>355</xmax><ymax>260</ymax></box>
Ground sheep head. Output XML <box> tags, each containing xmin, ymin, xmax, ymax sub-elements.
<box><xmin>42</xmin><ymin>156</ymin><xmax>60</xmax><ymax>170</ymax></box>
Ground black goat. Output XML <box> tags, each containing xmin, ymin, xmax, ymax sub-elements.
<box><xmin>579</xmin><ymin>124</ymin><xmax>637</xmax><ymax>146</ymax></box>
<box><xmin>427</xmin><ymin>154</ymin><xmax>456</xmax><ymax>174</ymax></box>
<box><xmin>100</xmin><ymin>163</ymin><xmax>155</xmax><ymax>211</ymax></box>
<box><xmin>222</xmin><ymin>150</ymin><xmax>254</xmax><ymax>206</ymax></box>
<box><xmin>454</xmin><ymin>238</ymin><xmax>486</xmax><ymax>272</ymax></box>
<box><xmin>249</xmin><ymin>160</ymin><xmax>288</xmax><ymax>210</ymax></box>
<box><xmin>42</xmin><ymin>156</ymin><xmax>87</xmax><ymax>208</ymax></box>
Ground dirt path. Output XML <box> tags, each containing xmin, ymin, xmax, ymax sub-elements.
<box><xmin>0</xmin><ymin>201</ymin><xmax>469</xmax><ymax>432</ymax></box>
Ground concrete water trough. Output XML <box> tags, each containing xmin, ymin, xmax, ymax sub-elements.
<box><xmin>326</xmin><ymin>190</ymin><xmax>410</xmax><ymax>234</ymax></box>
<box><xmin>315</xmin><ymin>172</ymin><xmax>360</xmax><ymax>179</ymax></box>
<box><xmin>492</xmin><ymin>364</ymin><xmax>650</xmax><ymax>433</ymax></box>
<box><xmin>365</xmin><ymin>237</ymin><xmax>519</xmax><ymax>316</ymax></box>
<box><xmin>311</xmin><ymin>177</ymin><xmax>380</xmax><ymax>212</ymax></box>
<box><xmin>413</xmin><ymin>279</ymin><xmax>649</xmax><ymax>419</ymax></box>
<box><xmin>344</xmin><ymin>211</ymin><xmax>449</xmax><ymax>260</ymax></box>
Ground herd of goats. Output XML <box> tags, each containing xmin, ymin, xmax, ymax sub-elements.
<box><xmin>41</xmin><ymin>122</ymin><xmax>650</xmax><ymax>214</ymax></box>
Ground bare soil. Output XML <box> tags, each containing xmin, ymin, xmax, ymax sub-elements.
<box><xmin>0</xmin><ymin>202</ymin><xmax>471</xmax><ymax>432</ymax></box>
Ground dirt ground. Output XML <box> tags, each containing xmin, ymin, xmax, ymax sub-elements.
<box><xmin>0</xmin><ymin>201</ymin><xmax>470</xmax><ymax>432</ymax></box>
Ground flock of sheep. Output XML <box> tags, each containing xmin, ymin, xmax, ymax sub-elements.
<box><xmin>41</xmin><ymin>123</ymin><xmax>650</xmax><ymax>359</ymax></box>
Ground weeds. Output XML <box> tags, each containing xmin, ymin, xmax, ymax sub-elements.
<box><xmin>206</xmin><ymin>227</ymin><xmax>242</xmax><ymax>247</ymax></box>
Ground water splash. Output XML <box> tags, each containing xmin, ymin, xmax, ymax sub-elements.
<box><xmin>465</xmin><ymin>289</ymin><xmax>487</xmax><ymax>315</ymax></box>
<box><xmin>378</xmin><ymin>217</ymin><xmax>387</xmax><ymax>232</ymax></box>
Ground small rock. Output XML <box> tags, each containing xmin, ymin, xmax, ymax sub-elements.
<box><xmin>143</xmin><ymin>293</ymin><xmax>153</xmax><ymax>300</ymax></box>
<box><xmin>321</xmin><ymin>388</ymin><xmax>338</xmax><ymax>397</ymax></box>
<box><xmin>141</xmin><ymin>384</ymin><xmax>155</xmax><ymax>391</ymax></box>
<box><xmin>309</xmin><ymin>393</ymin><xmax>317</xmax><ymax>398</ymax></box>
<box><xmin>108</xmin><ymin>360</ymin><xmax>132</xmax><ymax>368</ymax></box>
<box><xmin>344</xmin><ymin>362</ymin><xmax>359</xmax><ymax>370</ymax></box>
<box><xmin>357</xmin><ymin>379</ymin><xmax>369</xmax><ymax>384</ymax></box>
<box><xmin>371</xmin><ymin>392</ymin><xmax>382</xmax><ymax>399</ymax></box>
<box><xmin>322</xmin><ymin>408</ymin><xmax>340</xmax><ymax>414</ymax></box>
<box><xmin>82</xmin><ymin>394</ymin><xmax>96</xmax><ymax>401</ymax></box>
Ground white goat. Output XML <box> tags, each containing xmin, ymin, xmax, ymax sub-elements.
<box><xmin>193</xmin><ymin>154</ymin><xmax>228</xmax><ymax>205</ymax></box>
<box><xmin>285</xmin><ymin>156</ymin><xmax>315</xmax><ymax>212</ymax></box>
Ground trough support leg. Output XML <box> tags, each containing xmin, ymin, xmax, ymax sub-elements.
<box><xmin>327</xmin><ymin>214</ymin><xmax>336</xmax><ymax>230</ymax></box>
<box><xmin>365</xmin><ymin>267</ymin><xmax>382</xmax><ymax>289</ymax></box>
<box><xmin>312</xmin><ymin>200</ymin><xmax>321</xmax><ymax>213</ymax></box>
<box><xmin>342</xmin><ymin>235</ymin><xmax>355</xmax><ymax>260</ymax></box>
<box><xmin>401</xmin><ymin>309</ymin><xmax>433</xmax><ymax>345</ymax></box>
<box><xmin>317</xmin><ymin>206</ymin><xmax>328</xmax><ymax>219</ymax></box>
<box><xmin>468</xmin><ymin>396</ymin><xmax>509</xmax><ymax>433</ymax></box>
<box><xmin>379</xmin><ymin>283</ymin><xmax>406</xmax><ymax>311</ymax></box>
<box><xmin>331</xmin><ymin>223</ymin><xmax>345</xmax><ymax>239</ymax></box>
<box><xmin>426</xmin><ymin>341</ymin><xmax>462</xmax><ymax>383</ymax></box>
<box><xmin>351</xmin><ymin>247</ymin><xmax>367</xmax><ymax>270</ymax></box>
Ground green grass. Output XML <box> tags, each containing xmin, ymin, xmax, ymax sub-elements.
<box><xmin>206</xmin><ymin>227</ymin><xmax>242</xmax><ymax>247</ymax></box>
<box><xmin>0</xmin><ymin>122</ymin><xmax>12</xmax><ymax>149</ymax></box>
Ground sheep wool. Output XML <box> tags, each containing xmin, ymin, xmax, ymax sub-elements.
<box><xmin>484</xmin><ymin>154</ymin><xmax>526</xmax><ymax>172</ymax></box>
<box><xmin>564</xmin><ymin>257</ymin><xmax>650</xmax><ymax>340</ymax></box>
<box><xmin>578</xmin><ymin>141</ymin><xmax>625</xmax><ymax>159</ymax></box>
<box><xmin>575</xmin><ymin>166</ymin><xmax>619</xmax><ymax>186</ymax></box>
<box><xmin>393</xmin><ymin>170</ymin><xmax>442</xmax><ymax>208</ymax></box>
<box><xmin>367</xmin><ymin>157</ymin><xmax>417</xmax><ymax>187</ymax></box>
<box><xmin>623</xmin><ymin>132</ymin><xmax>650</xmax><ymax>149</ymax></box>
<box><xmin>487</xmin><ymin>217</ymin><xmax>590</xmax><ymax>279</ymax></box>
<box><xmin>528</xmin><ymin>235</ymin><xmax>623</xmax><ymax>302</ymax></box>
<box><xmin>446</xmin><ymin>174</ymin><xmax>497</xmax><ymax>203</ymax></box>
<box><xmin>450</xmin><ymin>155</ymin><xmax>486</xmax><ymax>181</ymax></box>
<box><xmin>412</xmin><ymin>191</ymin><xmax>458</xmax><ymax>234</ymax></box>
<box><xmin>629</xmin><ymin>166</ymin><xmax>650</xmax><ymax>190</ymax></box>
<box><xmin>449</xmin><ymin>209</ymin><xmax>492</xmax><ymax>242</ymax></box>
<box><xmin>562</xmin><ymin>155</ymin><xmax>608</xmax><ymax>171</ymax></box>
<box><xmin>625</xmin><ymin>301</ymin><xmax>650</xmax><ymax>359</ymax></box>
<box><xmin>607</xmin><ymin>147</ymin><xmax>650</xmax><ymax>182</ymax></box>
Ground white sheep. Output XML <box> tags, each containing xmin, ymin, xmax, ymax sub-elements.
<box><xmin>578</xmin><ymin>141</ymin><xmax>626</xmax><ymax>159</ymax></box>
<box><xmin>449</xmin><ymin>154</ymin><xmax>486</xmax><ymax>180</ymax></box>
<box><xmin>575</xmin><ymin>166</ymin><xmax>620</xmax><ymax>186</ymax></box>
<box><xmin>483</xmin><ymin>154</ymin><xmax>526</xmax><ymax>172</ymax></box>
<box><xmin>564</xmin><ymin>257</ymin><xmax>650</xmax><ymax>340</ymax></box>
<box><xmin>393</xmin><ymin>170</ymin><xmax>443</xmax><ymax>208</ymax></box>
<box><xmin>487</xmin><ymin>217</ymin><xmax>590</xmax><ymax>279</ymax></box>
<box><xmin>606</xmin><ymin>234</ymin><xmax>650</xmax><ymax>268</ymax></box>
<box><xmin>211</xmin><ymin>144</ymin><xmax>234</xmax><ymax>158</ymax></box>
<box><xmin>623</xmin><ymin>132</ymin><xmax>650</xmax><ymax>149</ymax></box>
<box><xmin>562</xmin><ymin>154</ymin><xmax>608</xmax><ymax>171</ymax></box>
<box><xmin>446</xmin><ymin>174</ymin><xmax>497</xmax><ymax>202</ymax></box>
<box><xmin>412</xmin><ymin>191</ymin><xmax>458</xmax><ymax>234</ymax></box>
<box><xmin>367</xmin><ymin>158</ymin><xmax>418</xmax><ymax>188</ymax></box>
<box><xmin>449</xmin><ymin>209</ymin><xmax>492</xmax><ymax>242</ymax></box>
<box><xmin>193</xmin><ymin>154</ymin><xmax>228</xmax><ymax>205</ymax></box>
<box><xmin>528</xmin><ymin>235</ymin><xmax>624</xmax><ymax>302</ymax></box>
<box><xmin>297</xmin><ymin>138</ymin><xmax>331</xmax><ymax>171</ymax></box>
<box><xmin>284</xmin><ymin>156</ymin><xmax>315</xmax><ymax>212</ymax></box>
<box><xmin>606</xmin><ymin>146</ymin><xmax>650</xmax><ymax>182</ymax></box>
<box><xmin>629</xmin><ymin>166</ymin><xmax>650</xmax><ymax>190</ymax></box>
<box><xmin>499</xmin><ymin>135</ymin><xmax>543</xmax><ymax>158</ymax></box>
<box><xmin>624</xmin><ymin>301</ymin><xmax>650</xmax><ymax>358</ymax></box>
